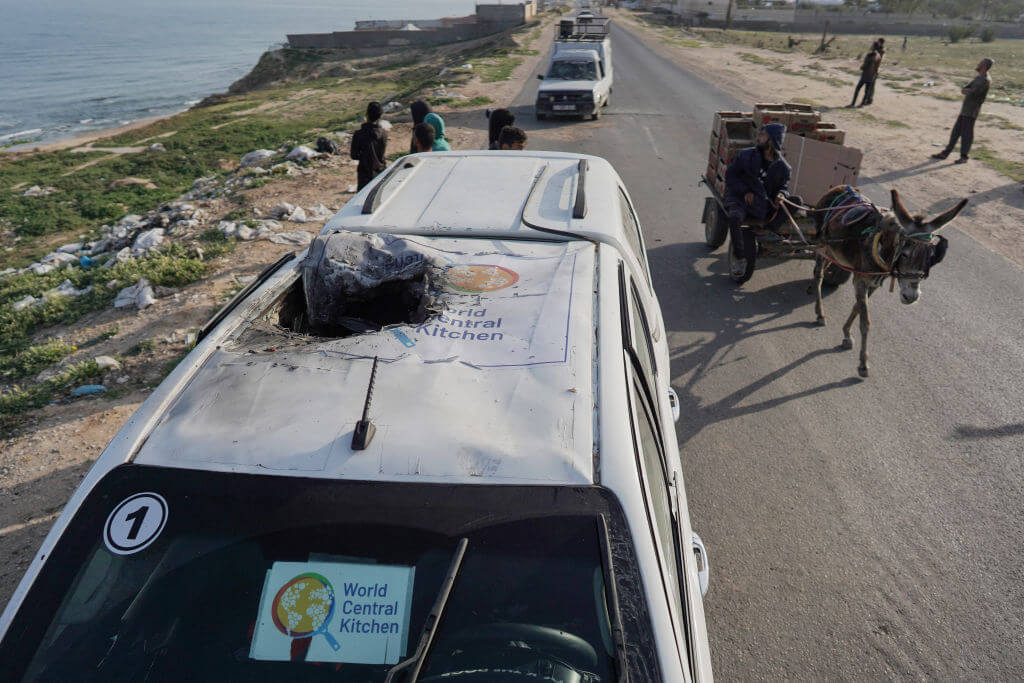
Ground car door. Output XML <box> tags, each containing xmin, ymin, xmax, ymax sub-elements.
<box><xmin>621</xmin><ymin>263</ymin><xmax>712</xmax><ymax>680</ymax></box>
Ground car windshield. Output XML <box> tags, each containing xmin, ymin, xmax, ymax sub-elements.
<box><xmin>547</xmin><ymin>59</ymin><xmax>597</xmax><ymax>80</ymax></box>
<box><xmin>1</xmin><ymin>465</ymin><xmax>659</xmax><ymax>682</ymax></box>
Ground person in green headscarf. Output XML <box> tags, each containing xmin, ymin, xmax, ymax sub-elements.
<box><xmin>423</xmin><ymin>113</ymin><xmax>452</xmax><ymax>151</ymax></box>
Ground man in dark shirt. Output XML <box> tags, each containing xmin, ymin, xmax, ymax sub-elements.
<box><xmin>932</xmin><ymin>58</ymin><xmax>993</xmax><ymax>164</ymax></box>
<box><xmin>850</xmin><ymin>39</ymin><xmax>884</xmax><ymax>107</ymax></box>
<box><xmin>724</xmin><ymin>123</ymin><xmax>792</xmax><ymax>283</ymax></box>
<box><xmin>350</xmin><ymin>101</ymin><xmax>389</xmax><ymax>190</ymax></box>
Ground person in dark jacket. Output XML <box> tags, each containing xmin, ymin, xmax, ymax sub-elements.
<box><xmin>408</xmin><ymin>100</ymin><xmax>432</xmax><ymax>153</ymax></box>
<box><xmin>487</xmin><ymin>108</ymin><xmax>516</xmax><ymax>150</ymax></box>
<box><xmin>498</xmin><ymin>126</ymin><xmax>527</xmax><ymax>150</ymax></box>
<box><xmin>724</xmin><ymin>123</ymin><xmax>792</xmax><ymax>283</ymax></box>
<box><xmin>350</xmin><ymin>101</ymin><xmax>389</xmax><ymax>190</ymax></box>
<box><xmin>932</xmin><ymin>58</ymin><xmax>993</xmax><ymax>164</ymax></box>
<box><xmin>850</xmin><ymin>39</ymin><xmax>884</xmax><ymax>107</ymax></box>
<box><xmin>411</xmin><ymin>122</ymin><xmax>436</xmax><ymax>153</ymax></box>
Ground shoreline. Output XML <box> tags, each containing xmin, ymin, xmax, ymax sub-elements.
<box><xmin>0</xmin><ymin>114</ymin><xmax>180</xmax><ymax>157</ymax></box>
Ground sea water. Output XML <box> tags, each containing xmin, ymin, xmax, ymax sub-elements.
<box><xmin>0</xmin><ymin>0</ymin><xmax>471</xmax><ymax>145</ymax></box>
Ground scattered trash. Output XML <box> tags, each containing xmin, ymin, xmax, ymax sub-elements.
<box><xmin>383</xmin><ymin>101</ymin><xmax>403</xmax><ymax>114</ymax></box>
<box><xmin>316</xmin><ymin>137</ymin><xmax>340</xmax><ymax>155</ymax></box>
<box><xmin>57</xmin><ymin>242</ymin><xmax>84</xmax><ymax>254</ymax></box>
<box><xmin>236</xmin><ymin>225</ymin><xmax>256</xmax><ymax>241</ymax></box>
<box><xmin>240</xmin><ymin>149</ymin><xmax>277</xmax><ymax>167</ymax></box>
<box><xmin>286</xmin><ymin>145</ymin><xmax>321</xmax><ymax>162</ymax></box>
<box><xmin>79</xmin><ymin>255</ymin><xmax>96</xmax><ymax>268</ymax></box>
<box><xmin>107</xmin><ymin>177</ymin><xmax>158</xmax><ymax>191</ymax></box>
<box><xmin>148</xmin><ymin>142</ymin><xmax>166</xmax><ymax>151</ymax></box>
<box><xmin>12</xmin><ymin>295</ymin><xmax>37</xmax><ymax>311</ymax></box>
<box><xmin>346</xmin><ymin>184</ymin><xmax>358</xmax><ymax>193</ymax></box>
<box><xmin>117</xmin><ymin>376</ymin><xmax>130</xmax><ymax>384</ymax></box>
<box><xmin>94</xmin><ymin>356</ymin><xmax>122</xmax><ymax>371</ymax></box>
<box><xmin>72</xmin><ymin>384</ymin><xmax>107</xmax><ymax>397</ymax></box>
<box><xmin>46</xmin><ymin>279</ymin><xmax>93</xmax><ymax>300</ymax></box>
<box><xmin>268</xmin><ymin>230</ymin><xmax>314</xmax><ymax>246</ymax></box>
<box><xmin>114</xmin><ymin>278</ymin><xmax>157</xmax><ymax>310</ymax></box>
<box><xmin>21</xmin><ymin>185</ymin><xmax>58</xmax><ymax>197</ymax></box>
<box><xmin>131</xmin><ymin>228</ymin><xmax>165</xmax><ymax>252</ymax></box>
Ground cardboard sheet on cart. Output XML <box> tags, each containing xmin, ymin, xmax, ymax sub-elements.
<box><xmin>320</xmin><ymin>239</ymin><xmax>593</xmax><ymax>368</ymax></box>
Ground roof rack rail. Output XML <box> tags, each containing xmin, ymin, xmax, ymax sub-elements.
<box><xmin>362</xmin><ymin>157</ymin><xmax>419</xmax><ymax>215</ymax></box>
<box><xmin>573</xmin><ymin>159</ymin><xmax>588</xmax><ymax>219</ymax></box>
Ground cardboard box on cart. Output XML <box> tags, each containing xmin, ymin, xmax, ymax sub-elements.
<box><xmin>782</xmin><ymin>134</ymin><xmax>863</xmax><ymax>205</ymax></box>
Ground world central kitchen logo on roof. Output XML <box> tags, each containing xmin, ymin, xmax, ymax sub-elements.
<box><xmin>444</xmin><ymin>264</ymin><xmax>519</xmax><ymax>293</ymax></box>
<box><xmin>251</xmin><ymin>561</ymin><xmax>416</xmax><ymax>665</ymax></box>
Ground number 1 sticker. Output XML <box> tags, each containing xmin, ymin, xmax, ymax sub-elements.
<box><xmin>104</xmin><ymin>493</ymin><xmax>168</xmax><ymax>555</ymax></box>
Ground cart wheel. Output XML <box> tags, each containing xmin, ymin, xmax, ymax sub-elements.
<box><xmin>727</xmin><ymin>236</ymin><xmax>754</xmax><ymax>283</ymax></box>
<box><xmin>822</xmin><ymin>263</ymin><xmax>851</xmax><ymax>287</ymax></box>
<box><xmin>703</xmin><ymin>197</ymin><xmax>728</xmax><ymax>249</ymax></box>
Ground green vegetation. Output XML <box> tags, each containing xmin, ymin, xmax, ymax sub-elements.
<box><xmin>948</xmin><ymin>25</ymin><xmax>975</xmax><ymax>44</ymax></box>
<box><xmin>0</xmin><ymin>339</ymin><xmax>76</xmax><ymax>379</ymax></box>
<box><xmin>0</xmin><ymin>244</ymin><xmax>209</xmax><ymax>361</ymax></box>
<box><xmin>738</xmin><ymin>52</ymin><xmax>780</xmax><ymax>67</ymax></box>
<box><xmin>0</xmin><ymin>359</ymin><xmax>104</xmax><ymax>420</ymax></box>
<box><xmin>971</xmin><ymin>146</ymin><xmax>1024</xmax><ymax>182</ymax></box>
<box><xmin>687</xmin><ymin>27</ymin><xmax>1024</xmax><ymax>103</ymax></box>
<box><xmin>433</xmin><ymin>95</ymin><xmax>494</xmax><ymax>108</ymax></box>
<box><xmin>854</xmin><ymin>111</ymin><xmax>911</xmax><ymax>128</ymax></box>
<box><xmin>126</xmin><ymin>338</ymin><xmax>156</xmax><ymax>356</ymax></box>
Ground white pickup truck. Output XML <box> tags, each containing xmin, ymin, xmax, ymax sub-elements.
<box><xmin>535</xmin><ymin>16</ymin><xmax>613</xmax><ymax>121</ymax></box>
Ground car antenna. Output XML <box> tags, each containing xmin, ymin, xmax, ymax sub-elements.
<box><xmin>351</xmin><ymin>356</ymin><xmax>379</xmax><ymax>451</ymax></box>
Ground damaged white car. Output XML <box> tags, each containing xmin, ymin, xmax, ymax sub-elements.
<box><xmin>0</xmin><ymin>151</ymin><xmax>712</xmax><ymax>682</ymax></box>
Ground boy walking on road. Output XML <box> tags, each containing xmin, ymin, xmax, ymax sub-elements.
<box><xmin>350</xmin><ymin>101</ymin><xmax>389</xmax><ymax>190</ymax></box>
<box><xmin>932</xmin><ymin>58</ymin><xmax>993</xmax><ymax>164</ymax></box>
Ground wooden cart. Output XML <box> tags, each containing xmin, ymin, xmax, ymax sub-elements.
<box><xmin>699</xmin><ymin>175</ymin><xmax>851</xmax><ymax>286</ymax></box>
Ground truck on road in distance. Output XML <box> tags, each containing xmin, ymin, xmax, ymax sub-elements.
<box><xmin>535</xmin><ymin>14</ymin><xmax>613</xmax><ymax>120</ymax></box>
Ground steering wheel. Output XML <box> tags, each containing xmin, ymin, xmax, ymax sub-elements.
<box><xmin>438</xmin><ymin>622</ymin><xmax>599</xmax><ymax>670</ymax></box>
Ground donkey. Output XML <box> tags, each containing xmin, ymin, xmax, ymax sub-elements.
<box><xmin>810</xmin><ymin>186</ymin><xmax>967</xmax><ymax>378</ymax></box>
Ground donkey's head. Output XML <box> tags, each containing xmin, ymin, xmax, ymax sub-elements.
<box><xmin>885</xmin><ymin>189</ymin><xmax>967</xmax><ymax>305</ymax></box>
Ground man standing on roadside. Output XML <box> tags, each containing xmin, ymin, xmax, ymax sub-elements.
<box><xmin>850</xmin><ymin>39</ymin><xmax>884</xmax><ymax>107</ymax></box>
<box><xmin>350</xmin><ymin>101</ymin><xmax>389</xmax><ymax>190</ymax></box>
<box><xmin>932</xmin><ymin>58</ymin><xmax>993</xmax><ymax>164</ymax></box>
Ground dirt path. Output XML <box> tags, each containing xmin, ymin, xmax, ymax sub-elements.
<box><xmin>610</xmin><ymin>9</ymin><xmax>1024</xmax><ymax>269</ymax></box>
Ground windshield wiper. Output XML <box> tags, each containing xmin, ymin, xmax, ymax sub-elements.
<box><xmin>385</xmin><ymin>537</ymin><xmax>469</xmax><ymax>683</ymax></box>
<box><xmin>598</xmin><ymin>516</ymin><xmax>630</xmax><ymax>683</ymax></box>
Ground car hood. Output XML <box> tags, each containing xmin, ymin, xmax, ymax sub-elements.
<box><xmin>538</xmin><ymin>80</ymin><xmax>598</xmax><ymax>93</ymax></box>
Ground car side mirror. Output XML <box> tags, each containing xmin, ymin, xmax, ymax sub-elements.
<box><xmin>537</xmin><ymin>74</ymin><xmax>544</xmax><ymax>80</ymax></box>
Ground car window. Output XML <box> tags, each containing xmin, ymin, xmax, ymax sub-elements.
<box><xmin>2</xmin><ymin>467</ymin><xmax>663</xmax><ymax>682</ymax></box>
<box><xmin>629</xmin><ymin>279</ymin><xmax>658</xmax><ymax>384</ymax></box>
<box><xmin>630</xmin><ymin>377</ymin><xmax>683</xmax><ymax>618</ymax></box>
<box><xmin>617</xmin><ymin>187</ymin><xmax>650</xmax><ymax>284</ymax></box>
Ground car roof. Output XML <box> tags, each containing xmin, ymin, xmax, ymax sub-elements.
<box><xmin>323</xmin><ymin>152</ymin><xmax>635</xmax><ymax>260</ymax></box>
<box><xmin>133</xmin><ymin>235</ymin><xmax>601</xmax><ymax>486</ymax></box>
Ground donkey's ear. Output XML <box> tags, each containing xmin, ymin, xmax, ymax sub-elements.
<box><xmin>928</xmin><ymin>198</ymin><xmax>968</xmax><ymax>232</ymax></box>
<box><xmin>890</xmin><ymin>189</ymin><xmax>914</xmax><ymax>225</ymax></box>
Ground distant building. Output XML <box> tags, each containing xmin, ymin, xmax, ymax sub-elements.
<box><xmin>675</xmin><ymin>0</ymin><xmax>730</xmax><ymax>21</ymax></box>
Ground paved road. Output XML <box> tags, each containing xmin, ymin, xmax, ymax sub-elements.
<box><xmin>512</xmin><ymin>21</ymin><xmax>1024</xmax><ymax>680</ymax></box>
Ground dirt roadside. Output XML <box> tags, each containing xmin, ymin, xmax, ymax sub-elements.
<box><xmin>0</xmin><ymin>18</ymin><xmax>558</xmax><ymax>609</ymax></box>
<box><xmin>611</xmin><ymin>9</ymin><xmax>1024</xmax><ymax>270</ymax></box>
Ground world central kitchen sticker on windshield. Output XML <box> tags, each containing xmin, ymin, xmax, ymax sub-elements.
<box><xmin>250</xmin><ymin>561</ymin><xmax>415</xmax><ymax>665</ymax></box>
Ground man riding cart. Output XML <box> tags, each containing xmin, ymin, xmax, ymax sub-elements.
<box><xmin>724</xmin><ymin>123</ymin><xmax>801</xmax><ymax>284</ymax></box>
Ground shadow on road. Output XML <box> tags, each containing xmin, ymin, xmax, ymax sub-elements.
<box><xmin>952</xmin><ymin>422</ymin><xmax>1024</xmax><ymax>440</ymax></box>
<box><xmin>650</xmin><ymin>241</ymin><xmax>857</xmax><ymax>447</ymax></box>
